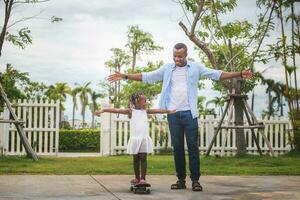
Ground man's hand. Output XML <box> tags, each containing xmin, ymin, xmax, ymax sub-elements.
<box><xmin>168</xmin><ymin>109</ymin><xmax>177</xmax><ymax>114</ymax></box>
<box><xmin>241</xmin><ymin>69</ymin><xmax>254</xmax><ymax>79</ymax></box>
<box><xmin>108</xmin><ymin>71</ymin><xmax>123</xmax><ymax>82</ymax></box>
<box><xmin>94</xmin><ymin>110</ymin><xmax>104</xmax><ymax>116</ymax></box>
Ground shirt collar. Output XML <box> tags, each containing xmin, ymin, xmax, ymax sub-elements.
<box><xmin>172</xmin><ymin>61</ymin><xmax>191</xmax><ymax>69</ymax></box>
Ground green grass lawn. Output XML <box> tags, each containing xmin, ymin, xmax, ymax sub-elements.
<box><xmin>1</xmin><ymin>153</ymin><xmax>300</xmax><ymax>175</ymax></box>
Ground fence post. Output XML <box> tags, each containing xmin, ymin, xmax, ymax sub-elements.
<box><xmin>206</xmin><ymin>115</ymin><xmax>215</xmax><ymax>154</ymax></box>
<box><xmin>0</xmin><ymin>107</ymin><xmax>10</xmax><ymax>155</ymax></box>
<box><xmin>100</xmin><ymin>99</ymin><xmax>113</xmax><ymax>156</ymax></box>
<box><xmin>206</xmin><ymin>115</ymin><xmax>214</xmax><ymax>140</ymax></box>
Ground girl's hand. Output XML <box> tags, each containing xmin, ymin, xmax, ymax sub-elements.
<box><xmin>94</xmin><ymin>110</ymin><xmax>104</xmax><ymax>116</ymax></box>
<box><xmin>168</xmin><ymin>109</ymin><xmax>176</xmax><ymax>114</ymax></box>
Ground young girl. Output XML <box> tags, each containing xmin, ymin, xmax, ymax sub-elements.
<box><xmin>95</xmin><ymin>93</ymin><xmax>175</xmax><ymax>185</ymax></box>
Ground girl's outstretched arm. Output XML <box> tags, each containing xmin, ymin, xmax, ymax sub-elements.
<box><xmin>146</xmin><ymin>109</ymin><xmax>176</xmax><ymax>114</ymax></box>
<box><xmin>94</xmin><ymin>108</ymin><xmax>131</xmax><ymax>116</ymax></box>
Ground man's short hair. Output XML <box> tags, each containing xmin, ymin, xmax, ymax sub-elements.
<box><xmin>174</xmin><ymin>43</ymin><xmax>187</xmax><ymax>51</ymax></box>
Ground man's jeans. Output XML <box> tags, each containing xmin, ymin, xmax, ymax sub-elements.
<box><xmin>167</xmin><ymin>110</ymin><xmax>200</xmax><ymax>182</ymax></box>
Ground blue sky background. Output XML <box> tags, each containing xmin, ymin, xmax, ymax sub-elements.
<box><xmin>0</xmin><ymin>0</ymin><xmax>299</xmax><ymax>121</ymax></box>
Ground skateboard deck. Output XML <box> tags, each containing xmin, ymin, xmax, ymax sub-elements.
<box><xmin>130</xmin><ymin>183</ymin><xmax>151</xmax><ymax>194</ymax></box>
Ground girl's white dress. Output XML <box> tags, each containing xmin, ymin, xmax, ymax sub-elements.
<box><xmin>126</xmin><ymin>109</ymin><xmax>154</xmax><ymax>154</ymax></box>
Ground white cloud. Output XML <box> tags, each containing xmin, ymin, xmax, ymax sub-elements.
<box><xmin>0</xmin><ymin>0</ymin><xmax>296</xmax><ymax>121</ymax></box>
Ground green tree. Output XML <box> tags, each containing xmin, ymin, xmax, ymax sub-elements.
<box><xmin>0</xmin><ymin>65</ymin><xmax>51</xmax><ymax>110</ymax></box>
<box><xmin>69</xmin><ymin>88</ymin><xmax>79</xmax><ymax>129</ymax></box>
<box><xmin>257</xmin><ymin>72</ymin><xmax>287</xmax><ymax>118</ymax></box>
<box><xmin>288</xmin><ymin>1</ymin><xmax>299</xmax><ymax>109</ymax></box>
<box><xmin>119</xmin><ymin>61</ymin><xmax>163</xmax><ymax>108</ymax></box>
<box><xmin>206</xmin><ymin>96</ymin><xmax>225</xmax><ymax>116</ymax></box>
<box><xmin>260</xmin><ymin>77</ymin><xmax>277</xmax><ymax>118</ymax></box>
<box><xmin>126</xmin><ymin>25</ymin><xmax>163</xmax><ymax>70</ymax></box>
<box><xmin>23</xmin><ymin>81</ymin><xmax>48</xmax><ymax>100</ymax></box>
<box><xmin>105</xmin><ymin>48</ymin><xmax>130</xmax><ymax>107</ymax></box>
<box><xmin>274</xmin><ymin>82</ymin><xmax>286</xmax><ymax>117</ymax></box>
<box><xmin>0</xmin><ymin>0</ymin><xmax>62</xmax><ymax>103</ymax></box>
<box><xmin>74</xmin><ymin>82</ymin><xmax>92</xmax><ymax>128</ymax></box>
<box><xmin>45</xmin><ymin>82</ymin><xmax>70</xmax><ymax>124</ymax></box>
<box><xmin>0</xmin><ymin>64</ymin><xmax>29</xmax><ymax>111</ymax></box>
<box><xmin>259</xmin><ymin>0</ymin><xmax>300</xmax><ymax>150</ymax></box>
<box><xmin>177</xmin><ymin>0</ymin><xmax>275</xmax><ymax>155</ymax></box>
<box><xmin>89</xmin><ymin>91</ymin><xmax>103</xmax><ymax>129</ymax></box>
<box><xmin>0</xmin><ymin>0</ymin><xmax>62</xmax><ymax>56</ymax></box>
<box><xmin>197</xmin><ymin>95</ymin><xmax>216</xmax><ymax>116</ymax></box>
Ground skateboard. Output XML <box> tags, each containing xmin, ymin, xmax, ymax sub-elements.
<box><xmin>130</xmin><ymin>183</ymin><xmax>151</xmax><ymax>194</ymax></box>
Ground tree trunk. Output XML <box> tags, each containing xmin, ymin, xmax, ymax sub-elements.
<box><xmin>251</xmin><ymin>90</ymin><xmax>255</xmax><ymax>111</ymax></box>
<box><xmin>117</xmin><ymin>65</ymin><xmax>121</xmax><ymax>106</ymax></box>
<box><xmin>291</xmin><ymin>3</ymin><xmax>299</xmax><ymax>110</ymax></box>
<box><xmin>268</xmin><ymin>91</ymin><xmax>272</xmax><ymax>117</ymax></box>
<box><xmin>72</xmin><ymin>104</ymin><xmax>75</xmax><ymax>128</ymax></box>
<box><xmin>235</xmin><ymin>80</ymin><xmax>247</xmax><ymax>156</ymax></box>
<box><xmin>114</xmin><ymin>81</ymin><xmax>117</xmax><ymax>107</ymax></box>
<box><xmin>59</xmin><ymin>110</ymin><xmax>64</xmax><ymax>128</ymax></box>
<box><xmin>82</xmin><ymin>107</ymin><xmax>85</xmax><ymax>128</ymax></box>
<box><xmin>235</xmin><ymin>96</ymin><xmax>247</xmax><ymax>156</ymax></box>
<box><xmin>132</xmin><ymin>51</ymin><xmax>136</xmax><ymax>71</ymax></box>
<box><xmin>91</xmin><ymin>113</ymin><xmax>95</xmax><ymax>129</ymax></box>
<box><xmin>0</xmin><ymin>1</ymin><xmax>13</xmax><ymax>57</ymax></box>
<box><xmin>280</xmin><ymin>95</ymin><xmax>284</xmax><ymax>117</ymax></box>
<box><xmin>279</xmin><ymin>3</ymin><xmax>300</xmax><ymax>150</ymax></box>
<box><xmin>220</xmin><ymin>106</ymin><xmax>223</xmax><ymax>116</ymax></box>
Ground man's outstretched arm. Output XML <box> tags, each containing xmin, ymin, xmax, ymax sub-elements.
<box><xmin>108</xmin><ymin>72</ymin><xmax>142</xmax><ymax>82</ymax></box>
<box><xmin>108</xmin><ymin>65</ymin><xmax>165</xmax><ymax>83</ymax></box>
<box><xmin>220</xmin><ymin>69</ymin><xmax>253</xmax><ymax>81</ymax></box>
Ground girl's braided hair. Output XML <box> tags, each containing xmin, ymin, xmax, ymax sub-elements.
<box><xmin>129</xmin><ymin>92</ymin><xmax>143</xmax><ymax>109</ymax></box>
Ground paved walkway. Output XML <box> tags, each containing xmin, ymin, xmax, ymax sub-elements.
<box><xmin>0</xmin><ymin>175</ymin><xmax>299</xmax><ymax>200</ymax></box>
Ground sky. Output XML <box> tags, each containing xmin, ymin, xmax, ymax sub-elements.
<box><xmin>0</xmin><ymin>0</ymin><xmax>299</xmax><ymax>121</ymax></box>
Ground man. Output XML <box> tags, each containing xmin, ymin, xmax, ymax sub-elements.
<box><xmin>108</xmin><ymin>43</ymin><xmax>253</xmax><ymax>191</ymax></box>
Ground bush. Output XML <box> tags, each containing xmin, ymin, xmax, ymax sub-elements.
<box><xmin>59</xmin><ymin>129</ymin><xmax>100</xmax><ymax>152</ymax></box>
<box><xmin>60</xmin><ymin>121</ymin><xmax>71</xmax><ymax>129</ymax></box>
<box><xmin>157</xmin><ymin>147</ymin><xmax>173</xmax><ymax>155</ymax></box>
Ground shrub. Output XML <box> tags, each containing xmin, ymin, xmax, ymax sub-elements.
<box><xmin>157</xmin><ymin>147</ymin><xmax>173</xmax><ymax>155</ymax></box>
<box><xmin>59</xmin><ymin>129</ymin><xmax>100</xmax><ymax>152</ymax></box>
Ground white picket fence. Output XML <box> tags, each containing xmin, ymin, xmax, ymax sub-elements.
<box><xmin>0</xmin><ymin>99</ymin><xmax>293</xmax><ymax>157</ymax></box>
<box><xmin>0</xmin><ymin>99</ymin><xmax>60</xmax><ymax>156</ymax></box>
<box><xmin>100</xmin><ymin>110</ymin><xmax>292</xmax><ymax>156</ymax></box>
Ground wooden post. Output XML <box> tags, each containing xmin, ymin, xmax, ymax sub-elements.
<box><xmin>0</xmin><ymin>83</ymin><xmax>38</xmax><ymax>160</ymax></box>
<box><xmin>0</xmin><ymin>107</ymin><xmax>9</xmax><ymax>155</ymax></box>
<box><xmin>206</xmin><ymin>100</ymin><xmax>231</xmax><ymax>156</ymax></box>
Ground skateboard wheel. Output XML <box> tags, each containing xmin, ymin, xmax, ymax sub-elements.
<box><xmin>147</xmin><ymin>189</ymin><xmax>150</xmax><ymax>194</ymax></box>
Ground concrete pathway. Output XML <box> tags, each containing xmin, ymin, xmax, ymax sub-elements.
<box><xmin>0</xmin><ymin>175</ymin><xmax>299</xmax><ymax>200</ymax></box>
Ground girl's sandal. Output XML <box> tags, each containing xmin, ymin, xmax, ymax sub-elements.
<box><xmin>130</xmin><ymin>178</ymin><xmax>139</xmax><ymax>185</ymax></box>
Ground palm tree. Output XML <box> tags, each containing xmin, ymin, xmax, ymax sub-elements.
<box><xmin>74</xmin><ymin>82</ymin><xmax>92</xmax><ymax>128</ymax></box>
<box><xmin>288</xmin><ymin>0</ymin><xmax>299</xmax><ymax>110</ymax></box>
<box><xmin>45</xmin><ymin>82</ymin><xmax>70</xmax><ymax>123</ymax></box>
<box><xmin>252</xmin><ymin>67</ymin><xmax>274</xmax><ymax>112</ymax></box>
<box><xmin>265</xmin><ymin>79</ymin><xmax>276</xmax><ymax>117</ymax></box>
<box><xmin>273</xmin><ymin>82</ymin><xmax>286</xmax><ymax>117</ymax></box>
<box><xmin>69</xmin><ymin>88</ymin><xmax>79</xmax><ymax>128</ymax></box>
<box><xmin>206</xmin><ymin>96</ymin><xmax>225</xmax><ymax>117</ymax></box>
<box><xmin>259</xmin><ymin>76</ymin><xmax>286</xmax><ymax>118</ymax></box>
<box><xmin>89</xmin><ymin>91</ymin><xmax>103</xmax><ymax>128</ymax></box>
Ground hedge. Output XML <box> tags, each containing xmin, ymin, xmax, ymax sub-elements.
<box><xmin>59</xmin><ymin>129</ymin><xmax>100</xmax><ymax>152</ymax></box>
